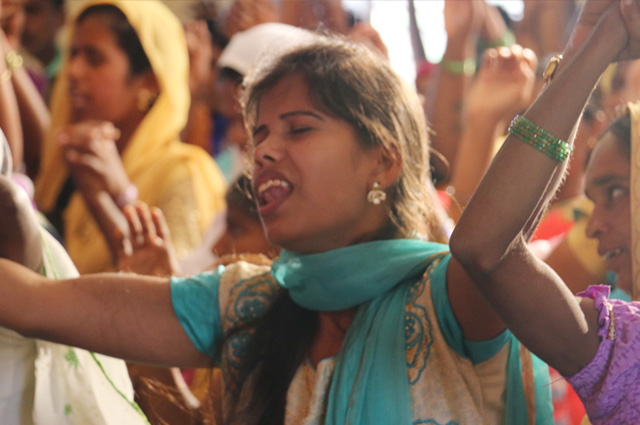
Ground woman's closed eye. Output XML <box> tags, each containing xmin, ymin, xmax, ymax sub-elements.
<box><xmin>290</xmin><ymin>126</ymin><xmax>312</xmax><ymax>136</ymax></box>
<box><xmin>607</xmin><ymin>185</ymin><xmax>628</xmax><ymax>204</ymax></box>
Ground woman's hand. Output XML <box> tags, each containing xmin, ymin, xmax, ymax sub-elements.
<box><xmin>566</xmin><ymin>0</ymin><xmax>640</xmax><ymax>61</ymax></box>
<box><xmin>115</xmin><ymin>202</ymin><xmax>182</xmax><ymax>277</ymax></box>
<box><xmin>443</xmin><ymin>0</ymin><xmax>485</xmax><ymax>43</ymax></box>
<box><xmin>0</xmin><ymin>0</ymin><xmax>24</xmax><ymax>49</ymax></box>
<box><xmin>465</xmin><ymin>45</ymin><xmax>537</xmax><ymax>126</ymax></box>
<box><xmin>58</xmin><ymin>120</ymin><xmax>132</xmax><ymax>203</ymax></box>
<box><xmin>222</xmin><ymin>0</ymin><xmax>278</xmax><ymax>39</ymax></box>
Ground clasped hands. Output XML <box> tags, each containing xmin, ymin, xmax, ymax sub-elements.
<box><xmin>56</xmin><ymin>120</ymin><xmax>132</xmax><ymax>203</ymax></box>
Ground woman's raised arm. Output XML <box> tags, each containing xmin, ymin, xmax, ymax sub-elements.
<box><xmin>450</xmin><ymin>0</ymin><xmax>637</xmax><ymax>377</ymax></box>
<box><xmin>0</xmin><ymin>259</ymin><xmax>211</xmax><ymax>368</ymax></box>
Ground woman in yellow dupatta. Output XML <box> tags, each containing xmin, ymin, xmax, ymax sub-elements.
<box><xmin>33</xmin><ymin>0</ymin><xmax>226</xmax><ymax>274</ymax></box>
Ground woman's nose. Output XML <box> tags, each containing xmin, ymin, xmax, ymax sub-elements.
<box><xmin>585</xmin><ymin>209</ymin><xmax>607</xmax><ymax>240</ymax></box>
<box><xmin>66</xmin><ymin>55</ymin><xmax>83</xmax><ymax>82</ymax></box>
<box><xmin>253</xmin><ymin>135</ymin><xmax>284</xmax><ymax>167</ymax></box>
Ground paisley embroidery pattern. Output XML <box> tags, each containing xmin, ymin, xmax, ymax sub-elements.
<box><xmin>405</xmin><ymin>255</ymin><xmax>445</xmax><ymax>384</ymax></box>
<box><xmin>221</xmin><ymin>271</ymin><xmax>280</xmax><ymax>396</ymax></box>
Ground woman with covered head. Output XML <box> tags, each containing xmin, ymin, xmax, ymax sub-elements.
<box><xmin>33</xmin><ymin>0</ymin><xmax>226</xmax><ymax>273</ymax></box>
<box><xmin>0</xmin><ymin>28</ymin><xmax>556</xmax><ymax>425</ymax></box>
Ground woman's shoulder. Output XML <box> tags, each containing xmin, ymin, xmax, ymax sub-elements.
<box><xmin>218</xmin><ymin>260</ymin><xmax>281</xmax><ymax>332</ymax></box>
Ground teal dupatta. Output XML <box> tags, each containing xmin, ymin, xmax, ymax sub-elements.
<box><xmin>271</xmin><ymin>239</ymin><xmax>552</xmax><ymax>425</ymax></box>
<box><xmin>272</xmin><ymin>239</ymin><xmax>446</xmax><ymax>425</ymax></box>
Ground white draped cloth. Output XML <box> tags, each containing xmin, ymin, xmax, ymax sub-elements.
<box><xmin>0</xmin><ymin>230</ymin><xmax>148</xmax><ymax>425</ymax></box>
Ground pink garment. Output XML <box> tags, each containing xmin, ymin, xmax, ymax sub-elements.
<box><xmin>565</xmin><ymin>285</ymin><xmax>640</xmax><ymax>424</ymax></box>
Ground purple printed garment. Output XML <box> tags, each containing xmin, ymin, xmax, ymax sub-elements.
<box><xmin>565</xmin><ymin>285</ymin><xmax>640</xmax><ymax>424</ymax></box>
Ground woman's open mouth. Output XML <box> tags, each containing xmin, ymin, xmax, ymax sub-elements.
<box><xmin>256</xmin><ymin>178</ymin><xmax>292</xmax><ymax>216</ymax></box>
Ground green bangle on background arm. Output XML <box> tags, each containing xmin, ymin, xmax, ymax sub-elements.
<box><xmin>440</xmin><ymin>58</ymin><xmax>477</xmax><ymax>76</ymax></box>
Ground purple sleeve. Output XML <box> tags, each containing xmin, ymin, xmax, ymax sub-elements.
<box><xmin>565</xmin><ymin>285</ymin><xmax>640</xmax><ymax>423</ymax></box>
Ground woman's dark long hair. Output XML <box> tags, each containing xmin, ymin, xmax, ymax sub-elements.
<box><xmin>225</xmin><ymin>292</ymin><xmax>318</xmax><ymax>425</ymax></box>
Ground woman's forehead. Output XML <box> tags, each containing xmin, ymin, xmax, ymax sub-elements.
<box><xmin>586</xmin><ymin>132</ymin><xmax>630</xmax><ymax>185</ymax></box>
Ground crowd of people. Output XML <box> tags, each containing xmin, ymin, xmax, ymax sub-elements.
<box><xmin>1</xmin><ymin>0</ymin><xmax>640</xmax><ymax>424</ymax></box>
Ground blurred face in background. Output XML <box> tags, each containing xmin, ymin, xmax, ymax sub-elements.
<box><xmin>21</xmin><ymin>0</ymin><xmax>63</xmax><ymax>63</ymax></box>
<box><xmin>66</xmin><ymin>14</ymin><xmax>153</xmax><ymax>131</ymax></box>
<box><xmin>585</xmin><ymin>132</ymin><xmax>632</xmax><ymax>293</ymax></box>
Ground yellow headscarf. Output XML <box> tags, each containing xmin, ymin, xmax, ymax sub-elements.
<box><xmin>34</xmin><ymin>0</ymin><xmax>226</xmax><ymax>273</ymax></box>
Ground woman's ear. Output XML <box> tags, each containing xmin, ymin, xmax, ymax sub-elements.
<box><xmin>142</xmin><ymin>71</ymin><xmax>160</xmax><ymax>97</ymax></box>
<box><xmin>372</xmin><ymin>145</ymin><xmax>402</xmax><ymax>189</ymax></box>
<box><xmin>135</xmin><ymin>71</ymin><xmax>160</xmax><ymax>112</ymax></box>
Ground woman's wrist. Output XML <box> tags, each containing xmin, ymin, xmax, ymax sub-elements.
<box><xmin>526</xmin><ymin>14</ymin><xmax>625</xmax><ymax>139</ymax></box>
<box><xmin>115</xmin><ymin>183</ymin><xmax>139</xmax><ymax>208</ymax></box>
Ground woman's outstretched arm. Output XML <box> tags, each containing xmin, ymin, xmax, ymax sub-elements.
<box><xmin>0</xmin><ymin>260</ymin><xmax>212</xmax><ymax>368</ymax></box>
<box><xmin>450</xmin><ymin>0</ymin><xmax>637</xmax><ymax>377</ymax></box>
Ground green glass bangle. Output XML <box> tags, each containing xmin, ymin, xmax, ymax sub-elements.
<box><xmin>440</xmin><ymin>58</ymin><xmax>477</xmax><ymax>77</ymax></box>
<box><xmin>508</xmin><ymin>115</ymin><xmax>572</xmax><ymax>162</ymax></box>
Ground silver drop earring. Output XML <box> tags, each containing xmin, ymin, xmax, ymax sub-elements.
<box><xmin>367</xmin><ymin>181</ymin><xmax>386</xmax><ymax>205</ymax></box>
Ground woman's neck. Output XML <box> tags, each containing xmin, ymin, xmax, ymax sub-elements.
<box><xmin>114</xmin><ymin>115</ymin><xmax>144</xmax><ymax>154</ymax></box>
<box><xmin>308</xmin><ymin>309</ymin><xmax>357</xmax><ymax>367</ymax></box>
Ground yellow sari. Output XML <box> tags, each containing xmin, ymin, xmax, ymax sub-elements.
<box><xmin>34</xmin><ymin>0</ymin><xmax>226</xmax><ymax>273</ymax></box>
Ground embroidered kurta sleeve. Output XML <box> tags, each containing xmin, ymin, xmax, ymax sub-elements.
<box><xmin>170</xmin><ymin>262</ymin><xmax>277</xmax><ymax>358</ymax></box>
<box><xmin>565</xmin><ymin>286</ymin><xmax>640</xmax><ymax>423</ymax></box>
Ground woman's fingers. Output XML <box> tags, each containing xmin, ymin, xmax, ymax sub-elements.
<box><xmin>150</xmin><ymin>206</ymin><xmax>172</xmax><ymax>244</ymax></box>
<box><xmin>123</xmin><ymin>203</ymin><xmax>144</xmax><ymax>246</ymax></box>
<box><xmin>135</xmin><ymin>202</ymin><xmax>158</xmax><ymax>246</ymax></box>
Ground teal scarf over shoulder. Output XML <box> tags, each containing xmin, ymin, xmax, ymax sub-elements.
<box><xmin>271</xmin><ymin>239</ymin><xmax>553</xmax><ymax>425</ymax></box>
<box><xmin>272</xmin><ymin>239</ymin><xmax>447</xmax><ymax>425</ymax></box>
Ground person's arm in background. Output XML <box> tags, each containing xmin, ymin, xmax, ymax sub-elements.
<box><xmin>280</xmin><ymin>0</ymin><xmax>348</xmax><ymax>33</ymax></box>
<box><xmin>316</xmin><ymin>0</ymin><xmax>348</xmax><ymax>34</ymax></box>
<box><xmin>429</xmin><ymin>0</ymin><xmax>484</xmax><ymax>183</ymax></box>
<box><xmin>1</xmin><ymin>31</ymin><xmax>49</xmax><ymax>178</ymax></box>
<box><xmin>515</xmin><ymin>0</ymin><xmax>576</xmax><ymax>59</ymax></box>
<box><xmin>182</xmin><ymin>19</ymin><xmax>217</xmax><ymax>156</ymax></box>
<box><xmin>447</xmin><ymin>45</ymin><xmax>537</xmax><ymax>221</ymax></box>
<box><xmin>223</xmin><ymin>0</ymin><xmax>277</xmax><ymax>39</ymax></box>
<box><xmin>0</xmin><ymin>0</ymin><xmax>23</xmax><ymax>168</ymax></box>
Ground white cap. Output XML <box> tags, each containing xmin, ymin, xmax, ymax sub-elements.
<box><xmin>217</xmin><ymin>23</ymin><xmax>312</xmax><ymax>76</ymax></box>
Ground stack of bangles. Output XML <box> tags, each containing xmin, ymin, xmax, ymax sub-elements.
<box><xmin>508</xmin><ymin>115</ymin><xmax>573</xmax><ymax>162</ymax></box>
